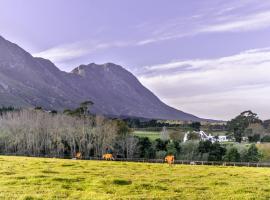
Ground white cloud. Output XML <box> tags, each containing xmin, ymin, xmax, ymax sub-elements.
<box><xmin>138</xmin><ymin>48</ymin><xmax>270</xmax><ymax>120</ymax></box>
<box><xmin>135</xmin><ymin>4</ymin><xmax>270</xmax><ymax>46</ymax></box>
<box><xmin>33</xmin><ymin>3</ymin><xmax>270</xmax><ymax>66</ymax></box>
<box><xmin>33</xmin><ymin>40</ymin><xmax>131</xmax><ymax>63</ymax></box>
<box><xmin>201</xmin><ymin>11</ymin><xmax>270</xmax><ymax>33</ymax></box>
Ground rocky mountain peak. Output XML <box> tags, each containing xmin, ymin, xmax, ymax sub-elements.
<box><xmin>0</xmin><ymin>35</ymin><xmax>203</xmax><ymax>121</ymax></box>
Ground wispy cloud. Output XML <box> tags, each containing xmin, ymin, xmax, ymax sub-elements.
<box><xmin>138</xmin><ymin>48</ymin><xmax>270</xmax><ymax>120</ymax></box>
<box><xmin>33</xmin><ymin>40</ymin><xmax>132</xmax><ymax>63</ymax></box>
<box><xmin>201</xmin><ymin>11</ymin><xmax>270</xmax><ymax>33</ymax></box>
<box><xmin>134</xmin><ymin>1</ymin><xmax>270</xmax><ymax>45</ymax></box>
<box><xmin>33</xmin><ymin>1</ymin><xmax>270</xmax><ymax>73</ymax></box>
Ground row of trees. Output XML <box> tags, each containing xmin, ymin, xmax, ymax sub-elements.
<box><xmin>0</xmin><ymin>106</ymin><xmax>16</xmax><ymax>116</ymax></box>
<box><xmin>0</xmin><ymin>106</ymin><xmax>265</xmax><ymax>162</ymax></box>
<box><xmin>0</xmin><ymin>108</ymin><xmax>139</xmax><ymax>158</ymax></box>
<box><xmin>135</xmin><ymin>138</ymin><xmax>261</xmax><ymax>162</ymax></box>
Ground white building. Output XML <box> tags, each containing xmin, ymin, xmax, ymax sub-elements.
<box><xmin>183</xmin><ymin>131</ymin><xmax>230</xmax><ymax>143</ymax></box>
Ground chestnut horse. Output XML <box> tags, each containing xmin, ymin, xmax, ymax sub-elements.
<box><xmin>165</xmin><ymin>155</ymin><xmax>175</xmax><ymax>165</ymax></box>
<box><xmin>102</xmin><ymin>153</ymin><xmax>114</xmax><ymax>161</ymax></box>
<box><xmin>75</xmin><ymin>152</ymin><xmax>82</xmax><ymax>159</ymax></box>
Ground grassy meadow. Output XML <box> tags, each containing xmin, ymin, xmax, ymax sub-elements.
<box><xmin>133</xmin><ymin>130</ymin><xmax>161</xmax><ymax>140</ymax></box>
<box><xmin>1</xmin><ymin>156</ymin><xmax>270</xmax><ymax>199</ymax></box>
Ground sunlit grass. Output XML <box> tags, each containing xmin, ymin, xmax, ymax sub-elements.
<box><xmin>133</xmin><ymin>130</ymin><xmax>160</xmax><ymax>140</ymax></box>
<box><xmin>0</xmin><ymin>156</ymin><xmax>270</xmax><ymax>199</ymax></box>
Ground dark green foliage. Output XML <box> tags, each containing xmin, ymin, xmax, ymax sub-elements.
<box><xmin>50</xmin><ymin>110</ymin><xmax>58</xmax><ymax>114</ymax></box>
<box><xmin>198</xmin><ymin>140</ymin><xmax>212</xmax><ymax>154</ymax></box>
<box><xmin>63</xmin><ymin>101</ymin><xmax>94</xmax><ymax>117</ymax></box>
<box><xmin>208</xmin><ymin>142</ymin><xmax>226</xmax><ymax>161</ymax></box>
<box><xmin>166</xmin><ymin>142</ymin><xmax>177</xmax><ymax>155</ymax></box>
<box><xmin>154</xmin><ymin>139</ymin><xmax>169</xmax><ymax>151</ymax></box>
<box><xmin>123</xmin><ymin>118</ymin><xmax>182</xmax><ymax>129</ymax></box>
<box><xmin>224</xmin><ymin>147</ymin><xmax>240</xmax><ymax>162</ymax></box>
<box><xmin>261</xmin><ymin>135</ymin><xmax>270</xmax><ymax>142</ymax></box>
<box><xmin>197</xmin><ymin>141</ymin><xmax>226</xmax><ymax>161</ymax></box>
<box><xmin>0</xmin><ymin>106</ymin><xmax>16</xmax><ymax>115</ymax></box>
<box><xmin>80</xmin><ymin>101</ymin><xmax>94</xmax><ymax>115</ymax></box>
<box><xmin>248</xmin><ymin>134</ymin><xmax>260</xmax><ymax>143</ymax></box>
<box><xmin>116</xmin><ymin>120</ymin><xmax>131</xmax><ymax>136</ymax></box>
<box><xmin>137</xmin><ymin>137</ymin><xmax>155</xmax><ymax>158</ymax></box>
<box><xmin>244</xmin><ymin>144</ymin><xmax>260</xmax><ymax>162</ymax></box>
<box><xmin>227</xmin><ymin>110</ymin><xmax>261</xmax><ymax>143</ymax></box>
<box><xmin>190</xmin><ymin>122</ymin><xmax>201</xmax><ymax>131</ymax></box>
<box><xmin>34</xmin><ymin>106</ymin><xmax>43</xmax><ymax>110</ymax></box>
<box><xmin>173</xmin><ymin>140</ymin><xmax>181</xmax><ymax>154</ymax></box>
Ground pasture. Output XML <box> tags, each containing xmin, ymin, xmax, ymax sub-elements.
<box><xmin>1</xmin><ymin>156</ymin><xmax>270</xmax><ymax>199</ymax></box>
<box><xmin>133</xmin><ymin>130</ymin><xmax>161</xmax><ymax>140</ymax></box>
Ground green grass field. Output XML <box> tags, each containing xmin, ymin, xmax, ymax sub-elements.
<box><xmin>1</xmin><ymin>156</ymin><xmax>270</xmax><ymax>200</ymax></box>
<box><xmin>133</xmin><ymin>130</ymin><xmax>161</xmax><ymax>140</ymax></box>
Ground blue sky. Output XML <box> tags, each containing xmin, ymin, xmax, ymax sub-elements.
<box><xmin>1</xmin><ymin>0</ymin><xmax>270</xmax><ymax>120</ymax></box>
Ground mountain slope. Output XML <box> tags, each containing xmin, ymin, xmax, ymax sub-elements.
<box><xmin>0</xmin><ymin>36</ymin><xmax>202</xmax><ymax>121</ymax></box>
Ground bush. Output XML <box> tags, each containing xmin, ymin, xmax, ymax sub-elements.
<box><xmin>166</xmin><ymin>142</ymin><xmax>177</xmax><ymax>155</ymax></box>
<box><xmin>224</xmin><ymin>147</ymin><xmax>240</xmax><ymax>162</ymax></box>
<box><xmin>179</xmin><ymin>141</ymin><xmax>200</xmax><ymax>160</ymax></box>
<box><xmin>155</xmin><ymin>151</ymin><xmax>167</xmax><ymax>159</ymax></box>
<box><xmin>208</xmin><ymin>142</ymin><xmax>226</xmax><ymax>161</ymax></box>
<box><xmin>154</xmin><ymin>139</ymin><xmax>169</xmax><ymax>151</ymax></box>
<box><xmin>245</xmin><ymin>144</ymin><xmax>260</xmax><ymax>162</ymax></box>
<box><xmin>137</xmin><ymin>137</ymin><xmax>155</xmax><ymax>158</ymax></box>
<box><xmin>261</xmin><ymin>135</ymin><xmax>270</xmax><ymax>142</ymax></box>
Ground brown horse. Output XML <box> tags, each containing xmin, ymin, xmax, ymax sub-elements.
<box><xmin>102</xmin><ymin>153</ymin><xmax>114</xmax><ymax>161</ymax></box>
<box><xmin>165</xmin><ymin>155</ymin><xmax>175</xmax><ymax>165</ymax></box>
<box><xmin>75</xmin><ymin>152</ymin><xmax>82</xmax><ymax>160</ymax></box>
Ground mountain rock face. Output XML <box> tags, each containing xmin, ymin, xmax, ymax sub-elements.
<box><xmin>0</xmin><ymin>36</ymin><xmax>202</xmax><ymax>121</ymax></box>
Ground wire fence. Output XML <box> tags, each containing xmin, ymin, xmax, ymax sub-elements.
<box><xmin>1</xmin><ymin>153</ymin><xmax>270</xmax><ymax>168</ymax></box>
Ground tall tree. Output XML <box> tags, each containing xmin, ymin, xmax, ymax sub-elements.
<box><xmin>227</xmin><ymin>111</ymin><xmax>261</xmax><ymax>143</ymax></box>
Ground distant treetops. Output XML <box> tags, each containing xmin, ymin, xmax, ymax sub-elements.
<box><xmin>63</xmin><ymin>101</ymin><xmax>94</xmax><ymax>117</ymax></box>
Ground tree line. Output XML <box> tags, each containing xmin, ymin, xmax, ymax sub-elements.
<box><xmin>0</xmin><ymin>107</ymin><xmax>138</xmax><ymax>159</ymax></box>
<box><xmin>0</xmin><ymin>107</ymin><xmax>266</xmax><ymax>162</ymax></box>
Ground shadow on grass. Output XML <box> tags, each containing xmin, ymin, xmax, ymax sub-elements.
<box><xmin>113</xmin><ymin>179</ymin><xmax>132</xmax><ymax>185</ymax></box>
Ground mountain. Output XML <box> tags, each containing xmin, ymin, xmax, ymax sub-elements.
<box><xmin>0</xmin><ymin>35</ymin><xmax>202</xmax><ymax>121</ymax></box>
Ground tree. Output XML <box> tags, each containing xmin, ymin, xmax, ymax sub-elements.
<box><xmin>154</xmin><ymin>138</ymin><xmax>169</xmax><ymax>151</ymax></box>
<box><xmin>80</xmin><ymin>101</ymin><xmax>94</xmax><ymax>115</ymax></box>
<box><xmin>190</xmin><ymin>122</ymin><xmax>201</xmax><ymax>131</ymax></box>
<box><xmin>208</xmin><ymin>142</ymin><xmax>226</xmax><ymax>161</ymax></box>
<box><xmin>0</xmin><ymin>109</ymin><xmax>118</xmax><ymax>158</ymax></box>
<box><xmin>227</xmin><ymin>111</ymin><xmax>261</xmax><ymax>143</ymax></box>
<box><xmin>224</xmin><ymin>147</ymin><xmax>240</xmax><ymax>162</ymax></box>
<box><xmin>245</xmin><ymin>144</ymin><xmax>260</xmax><ymax>162</ymax></box>
<box><xmin>198</xmin><ymin>140</ymin><xmax>212</xmax><ymax>155</ymax></box>
<box><xmin>137</xmin><ymin>137</ymin><xmax>155</xmax><ymax>158</ymax></box>
<box><xmin>261</xmin><ymin>135</ymin><xmax>270</xmax><ymax>142</ymax></box>
<box><xmin>34</xmin><ymin>106</ymin><xmax>43</xmax><ymax>110</ymax></box>
<box><xmin>63</xmin><ymin>101</ymin><xmax>94</xmax><ymax>117</ymax></box>
<box><xmin>156</xmin><ymin>151</ymin><xmax>167</xmax><ymax>159</ymax></box>
<box><xmin>245</xmin><ymin>123</ymin><xmax>265</xmax><ymax>142</ymax></box>
<box><xmin>166</xmin><ymin>142</ymin><xmax>177</xmax><ymax>155</ymax></box>
<box><xmin>179</xmin><ymin>141</ymin><xmax>200</xmax><ymax>160</ymax></box>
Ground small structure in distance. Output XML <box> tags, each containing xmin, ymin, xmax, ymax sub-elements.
<box><xmin>183</xmin><ymin>130</ymin><xmax>230</xmax><ymax>143</ymax></box>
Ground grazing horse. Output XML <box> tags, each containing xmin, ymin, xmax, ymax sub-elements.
<box><xmin>75</xmin><ymin>152</ymin><xmax>82</xmax><ymax>160</ymax></box>
<box><xmin>102</xmin><ymin>153</ymin><xmax>114</xmax><ymax>161</ymax></box>
<box><xmin>165</xmin><ymin>155</ymin><xmax>175</xmax><ymax>165</ymax></box>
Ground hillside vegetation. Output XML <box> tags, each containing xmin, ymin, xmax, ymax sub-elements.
<box><xmin>1</xmin><ymin>156</ymin><xmax>270</xmax><ymax>199</ymax></box>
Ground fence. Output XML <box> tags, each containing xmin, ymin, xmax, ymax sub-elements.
<box><xmin>1</xmin><ymin>153</ymin><xmax>270</xmax><ymax>168</ymax></box>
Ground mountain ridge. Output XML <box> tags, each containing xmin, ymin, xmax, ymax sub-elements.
<box><xmin>0</xmin><ymin>36</ymin><xmax>204</xmax><ymax>121</ymax></box>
